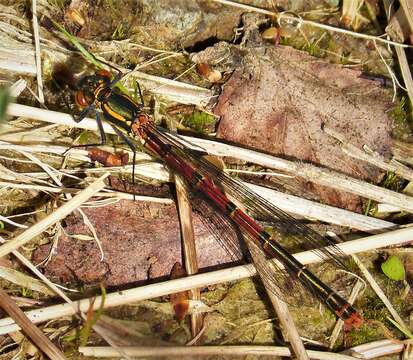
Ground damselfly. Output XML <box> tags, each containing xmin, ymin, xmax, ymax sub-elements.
<box><xmin>69</xmin><ymin>65</ymin><xmax>363</xmax><ymax>328</ymax></box>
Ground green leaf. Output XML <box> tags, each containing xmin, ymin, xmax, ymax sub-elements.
<box><xmin>0</xmin><ymin>87</ymin><xmax>11</xmax><ymax>123</ymax></box>
<box><xmin>381</xmin><ymin>255</ymin><xmax>405</xmax><ymax>281</ymax></box>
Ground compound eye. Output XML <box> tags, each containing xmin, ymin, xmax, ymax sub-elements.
<box><xmin>75</xmin><ymin>90</ymin><xmax>91</xmax><ymax>108</ymax></box>
<box><xmin>96</xmin><ymin>69</ymin><xmax>112</xmax><ymax>80</ymax></box>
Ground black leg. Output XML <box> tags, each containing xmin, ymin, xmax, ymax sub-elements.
<box><xmin>110</xmin><ymin>124</ymin><xmax>136</xmax><ymax>153</ymax></box>
<box><xmin>110</xmin><ymin>124</ymin><xmax>138</xmax><ymax>200</ymax></box>
<box><xmin>109</xmin><ymin>70</ymin><xmax>124</xmax><ymax>88</ymax></box>
<box><xmin>95</xmin><ymin>111</ymin><xmax>107</xmax><ymax>145</ymax></box>
<box><xmin>132</xmin><ymin>150</ymin><xmax>137</xmax><ymax>200</ymax></box>
<box><xmin>72</xmin><ymin>111</ymin><xmax>107</xmax><ymax>147</ymax></box>
<box><xmin>136</xmin><ymin>81</ymin><xmax>145</xmax><ymax>108</ymax></box>
<box><xmin>73</xmin><ymin>104</ymin><xmax>96</xmax><ymax>123</ymax></box>
<box><xmin>64</xmin><ymin>111</ymin><xmax>107</xmax><ymax>156</ymax></box>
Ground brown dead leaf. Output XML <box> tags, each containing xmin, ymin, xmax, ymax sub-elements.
<box><xmin>207</xmin><ymin>43</ymin><xmax>393</xmax><ymax>211</ymax></box>
<box><xmin>33</xmin><ymin>199</ymin><xmax>233</xmax><ymax>286</ymax></box>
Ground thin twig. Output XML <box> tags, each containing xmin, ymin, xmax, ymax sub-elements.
<box><xmin>78</xmin><ymin>345</ymin><xmax>358</xmax><ymax>359</ymax></box>
<box><xmin>383</xmin><ymin>0</ymin><xmax>413</xmax><ymax>105</ymax></box>
<box><xmin>268</xmin><ymin>295</ymin><xmax>309</xmax><ymax>360</ymax></box>
<box><xmin>174</xmin><ymin>175</ymin><xmax>203</xmax><ymax>339</ymax></box>
<box><xmin>0</xmin><ymin>288</ymin><xmax>66</xmax><ymax>360</ymax></box>
<box><xmin>0</xmin><ymin>226</ymin><xmax>412</xmax><ymax>334</ymax></box>
<box><xmin>0</xmin><ymin>214</ymin><xmax>28</xmax><ymax>229</ymax></box>
<box><xmin>329</xmin><ymin>280</ymin><xmax>365</xmax><ymax>349</ymax></box>
<box><xmin>31</xmin><ymin>0</ymin><xmax>44</xmax><ymax>104</ymax></box>
<box><xmin>211</xmin><ymin>0</ymin><xmax>412</xmax><ymax>48</ymax></box>
<box><xmin>392</xmin><ymin>140</ymin><xmax>413</xmax><ymax>167</ymax></box>
<box><xmin>323</xmin><ymin>126</ymin><xmax>413</xmax><ymax>182</ymax></box>
<box><xmin>0</xmin><ymin>173</ymin><xmax>109</xmax><ymax>258</ymax></box>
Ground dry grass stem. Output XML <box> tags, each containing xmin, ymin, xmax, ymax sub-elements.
<box><xmin>31</xmin><ymin>0</ymin><xmax>44</xmax><ymax>104</ymax></box>
<box><xmin>0</xmin><ymin>45</ymin><xmax>36</xmax><ymax>75</ymax></box>
<box><xmin>386</xmin><ymin>7</ymin><xmax>410</xmax><ymax>42</ymax></box>
<box><xmin>1</xmin><ymin>180</ymin><xmax>173</xmax><ymax>204</ymax></box>
<box><xmin>0</xmin><ymin>266</ymin><xmax>54</xmax><ymax>296</ymax></box>
<box><xmin>126</xmin><ymin>70</ymin><xmax>214</xmax><ymax>106</ymax></box>
<box><xmin>181</xmin><ymin>136</ymin><xmax>413</xmax><ymax>214</ymax></box>
<box><xmin>351</xmin><ymin>254</ymin><xmax>407</xmax><ymax>328</ymax></box>
<box><xmin>323</xmin><ymin>126</ymin><xmax>413</xmax><ymax>182</ymax></box>
<box><xmin>383</xmin><ymin>1</ymin><xmax>413</xmax><ymax>105</ymax></box>
<box><xmin>1</xmin><ymin>149</ymin><xmax>395</xmax><ymax>231</ymax></box>
<box><xmin>0</xmin><ymin>173</ymin><xmax>109</xmax><ymax>258</ymax></box>
<box><xmin>0</xmin><ymin>241</ymin><xmax>132</xmax><ymax>359</ymax></box>
<box><xmin>7</xmin><ymin>103</ymin><xmax>113</xmax><ymax>135</ymax></box>
<box><xmin>267</xmin><ymin>295</ymin><xmax>309</xmax><ymax>360</ymax></box>
<box><xmin>0</xmin><ymin>235</ymin><xmax>75</xmax><ymax>303</ymax></box>
<box><xmin>399</xmin><ymin>0</ymin><xmax>413</xmax><ymax>33</ymax></box>
<box><xmin>174</xmin><ymin>175</ymin><xmax>203</xmax><ymax>338</ymax></box>
<box><xmin>94</xmin><ymin>39</ymin><xmax>182</xmax><ymax>55</ymax></box>
<box><xmin>0</xmin><ymin>214</ymin><xmax>27</xmax><ymax>229</ymax></box>
<box><xmin>2</xmin><ymin>40</ymin><xmax>211</xmax><ymax>104</ymax></box>
<box><xmin>78</xmin><ymin>345</ymin><xmax>357</xmax><ymax>359</ymax></box>
<box><xmin>329</xmin><ymin>280</ymin><xmax>365</xmax><ymax>349</ymax></box>
<box><xmin>225</xmin><ymin>169</ymin><xmax>293</xmax><ymax>178</ymax></box>
<box><xmin>0</xmin><ymin>288</ymin><xmax>66</xmax><ymax>360</ymax></box>
<box><xmin>246</xmin><ymin>183</ymin><xmax>395</xmax><ymax>232</ymax></box>
<box><xmin>344</xmin><ymin>339</ymin><xmax>404</xmax><ymax>358</ymax></box>
<box><xmin>341</xmin><ymin>0</ymin><xmax>368</xmax><ymax>30</ymax></box>
<box><xmin>392</xmin><ymin>140</ymin><xmax>413</xmax><ymax>167</ymax></box>
<box><xmin>212</xmin><ymin>0</ymin><xmax>412</xmax><ymax>48</ymax></box>
<box><xmin>9</xmin><ymin>79</ymin><xmax>27</xmax><ymax>97</ymax></box>
<box><xmin>6</xmin><ymin>151</ymin><xmax>392</xmax><ymax>231</ymax></box>
<box><xmin>0</xmin><ymin>226</ymin><xmax>412</xmax><ymax>334</ymax></box>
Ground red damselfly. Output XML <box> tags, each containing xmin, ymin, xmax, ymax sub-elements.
<box><xmin>69</xmin><ymin>64</ymin><xmax>363</xmax><ymax>328</ymax></box>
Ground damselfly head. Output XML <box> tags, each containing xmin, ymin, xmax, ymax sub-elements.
<box><xmin>79</xmin><ymin>73</ymin><xmax>111</xmax><ymax>91</ymax></box>
<box><xmin>96</xmin><ymin>69</ymin><xmax>112</xmax><ymax>80</ymax></box>
<box><xmin>74</xmin><ymin>71</ymin><xmax>112</xmax><ymax>107</ymax></box>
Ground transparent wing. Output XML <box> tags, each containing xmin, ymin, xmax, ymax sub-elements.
<box><xmin>194</xmin><ymin>153</ymin><xmax>347</xmax><ymax>270</ymax></box>
<box><xmin>189</xmin><ymin>191</ymin><xmax>316</xmax><ymax>306</ymax></box>
<box><xmin>152</xmin><ymin>125</ymin><xmax>348</xmax><ymax>270</ymax></box>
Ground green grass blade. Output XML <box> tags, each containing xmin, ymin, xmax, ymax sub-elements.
<box><xmin>0</xmin><ymin>87</ymin><xmax>11</xmax><ymax>123</ymax></box>
<box><xmin>51</xmin><ymin>20</ymin><xmax>103</xmax><ymax>69</ymax></box>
